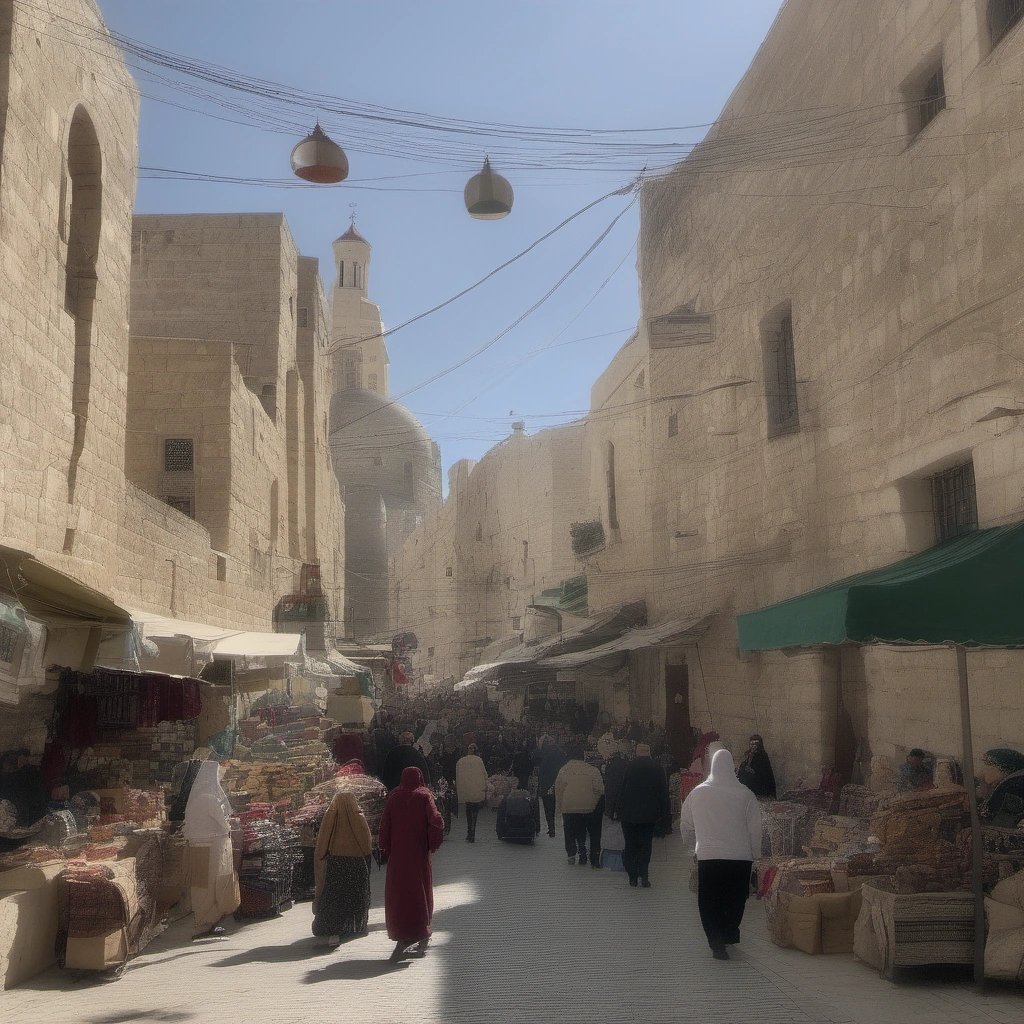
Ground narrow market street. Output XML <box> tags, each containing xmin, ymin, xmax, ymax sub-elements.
<box><xmin>3</xmin><ymin>811</ymin><xmax>1019</xmax><ymax>1024</ymax></box>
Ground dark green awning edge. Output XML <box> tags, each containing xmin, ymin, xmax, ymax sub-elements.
<box><xmin>737</xmin><ymin>522</ymin><xmax>1024</xmax><ymax>652</ymax></box>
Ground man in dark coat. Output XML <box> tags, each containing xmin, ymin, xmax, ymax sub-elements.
<box><xmin>614</xmin><ymin>743</ymin><xmax>670</xmax><ymax>888</ymax></box>
<box><xmin>534</xmin><ymin>737</ymin><xmax>567</xmax><ymax>838</ymax></box>
<box><xmin>381</xmin><ymin>732</ymin><xmax>432</xmax><ymax>793</ymax></box>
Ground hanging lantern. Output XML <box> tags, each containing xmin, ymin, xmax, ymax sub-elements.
<box><xmin>290</xmin><ymin>123</ymin><xmax>349</xmax><ymax>184</ymax></box>
<box><xmin>464</xmin><ymin>156</ymin><xmax>513</xmax><ymax>220</ymax></box>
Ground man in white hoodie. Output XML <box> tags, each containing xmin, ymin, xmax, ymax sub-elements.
<box><xmin>679</xmin><ymin>748</ymin><xmax>762</xmax><ymax>960</ymax></box>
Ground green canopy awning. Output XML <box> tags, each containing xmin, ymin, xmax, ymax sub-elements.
<box><xmin>737</xmin><ymin>522</ymin><xmax>1024</xmax><ymax>651</ymax></box>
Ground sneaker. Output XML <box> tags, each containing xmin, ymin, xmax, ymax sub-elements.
<box><xmin>640</xmin><ymin>878</ymin><xmax>651</xmax><ymax>888</ymax></box>
<box><xmin>629</xmin><ymin>878</ymin><xmax>639</xmax><ymax>888</ymax></box>
<box><xmin>711</xmin><ymin>944</ymin><xmax>730</xmax><ymax>961</ymax></box>
<box><xmin>328</xmin><ymin>935</ymin><xmax>341</xmax><ymax>948</ymax></box>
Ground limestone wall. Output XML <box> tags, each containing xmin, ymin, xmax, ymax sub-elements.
<box><xmin>634</xmin><ymin>0</ymin><xmax>1024</xmax><ymax>783</ymax></box>
<box><xmin>396</xmin><ymin>423</ymin><xmax>588</xmax><ymax>689</ymax></box>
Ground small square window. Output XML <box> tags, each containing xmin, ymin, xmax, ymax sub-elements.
<box><xmin>427</xmin><ymin>646</ymin><xmax>435</xmax><ymax>658</ymax></box>
<box><xmin>511</xmin><ymin>616</ymin><xmax>522</xmax><ymax>631</ymax></box>
<box><xmin>668</xmin><ymin>413</ymin><xmax>678</xmax><ymax>438</ymax></box>
<box><xmin>164</xmin><ymin>438</ymin><xmax>193</xmax><ymax>473</ymax></box>
<box><xmin>445</xmin><ymin>566</ymin><xmax>453</xmax><ymax>578</ymax></box>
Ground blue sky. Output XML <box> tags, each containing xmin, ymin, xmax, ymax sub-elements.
<box><xmin>100</xmin><ymin>0</ymin><xmax>784</xmax><ymax>477</ymax></box>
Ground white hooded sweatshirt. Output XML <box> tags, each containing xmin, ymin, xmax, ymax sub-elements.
<box><xmin>680</xmin><ymin>749</ymin><xmax>762</xmax><ymax>861</ymax></box>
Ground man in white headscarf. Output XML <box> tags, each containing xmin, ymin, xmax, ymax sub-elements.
<box><xmin>182</xmin><ymin>760</ymin><xmax>239</xmax><ymax>938</ymax></box>
<box><xmin>680</xmin><ymin>748</ymin><xmax>761</xmax><ymax>960</ymax></box>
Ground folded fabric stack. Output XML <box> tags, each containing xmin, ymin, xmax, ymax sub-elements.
<box><xmin>838</xmin><ymin>784</ymin><xmax>884</xmax><ymax>819</ymax></box>
<box><xmin>806</xmin><ymin>815</ymin><xmax>873</xmax><ymax>859</ymax></box>
<box><xmin>985</xmin><ymin>867</ymin><xmax>1024</xmax><ymax>982</ymax></box>
<box><xmin>844</xmin><ymin>788</ymin><xmax>970</xmax><ymax>893</ymax></box>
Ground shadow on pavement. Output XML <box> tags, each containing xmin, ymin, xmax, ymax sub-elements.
<box><xmin>212</xmin><ymin>935</ymin><xmax>340</xmax><ymax>966</ymax></box>
<box><xmin>302</xmin><ymin>958</ymin><xmax>411</xmax><ymax>983</ymax></box>
<box><xmin>84</xmin><ymin>1011</ymin><xmax>194</xmax><ymax>1023</ymax></box>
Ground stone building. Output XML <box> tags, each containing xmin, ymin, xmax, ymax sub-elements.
<box><xmin>127</xmin><ymin>213</ymin><xmax>344</xmax><ymax>625</ymax></box>
<box><xmin>396</xmin><ymin>421</ymin><xmax>588</xmax><ymax>693</ymax></box>
<box><xmin>327</xmin><ymin>224</ymin><xmax>441</xmax><ymax>640</ymax></box>
<box><xmin>406</xmin><ymin>0</ymin><xmax>1024</xmax><ymax>788</ymax></box>
<box><xmin>607</xmin><ymin>0</ymin><xmax>1024</xmax><ymax>783</ymax></box>
<box><xmin>0</xmin><ymin>0</ymin><xmax>344</xmax><ymax>662</ymax></box>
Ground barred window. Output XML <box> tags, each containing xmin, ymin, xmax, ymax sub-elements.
<box><xmin>931</xmin><ymin>461</ymin><xmax>978</xmax><ymax>544</ymax></box>
<box><xmin>762</xmin><ymin>305</ymin><xmax>800</xmax><ymax>438</ymax></box>
<box><xmin>0</xmin><ymin>623</ymin><xmax>19</xmax><ymax>664</ymax></box>
<box><xmin>164</xmin><ymin>438</ymin><xmax>193</xmax><ymax>472</ymax></box>
<box><xmin>990</xmin><ymin>0</ymin><xmax>1024</xmax><ymax>49</ymax></box>
<box><xmin>511</xmin><ymin>616</ymin><xmax>521</xmax><ymax>631</ymax></box>
<box><xmin>297</xmin><ymin>306</ymin><xmax>309</xmax><ymax>328</ymax></box>
<box><xmin>165</xmin><ymin>495</ymin><xmax>194</xmax><ymax>519</ymax></box>
<box><xmin>445</xmin><ymin>566</ymin><xmax>453</xmax><ymax>578</ymax></box>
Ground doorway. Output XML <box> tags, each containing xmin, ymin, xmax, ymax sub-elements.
<box><xmin>664</xmin><ymin>662</ymin><xmax>691</xmax><ymax>769</ymax></box>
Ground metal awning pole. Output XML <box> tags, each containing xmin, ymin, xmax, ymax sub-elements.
<box><xmin>955</xmin><ymin>644</ymin><xmax>986</xmax><ymax>990</ymax></box>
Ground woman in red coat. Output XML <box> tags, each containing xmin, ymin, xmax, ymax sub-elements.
<box><xmin>379</xmin><ymin>765</ymin><xmax>445</xmax><ymax>961</ymax></box>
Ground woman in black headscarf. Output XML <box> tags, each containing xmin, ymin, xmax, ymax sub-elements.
<box><xmin>736</xmin><ymin>734</ymin><xmax>777</xmax><ymax>799</ymax></box>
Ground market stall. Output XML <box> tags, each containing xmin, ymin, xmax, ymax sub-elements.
<box><xmin>738</xmin><ymin>521</ymin><xmax>1024</xmax><ymax>986</ymax></box>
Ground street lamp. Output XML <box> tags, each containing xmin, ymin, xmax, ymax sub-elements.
<box><xmin>464</xmin><ymin>156</ymin><xmax>514</xmax><ymax>220</ymax></box>
<box><xmin>290</xmin><ymin>123</ymin><xmax>349</xmax><ymax>184</ymax></box>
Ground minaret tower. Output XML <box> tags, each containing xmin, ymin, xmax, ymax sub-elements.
<box><xmin>330</xmin><ymin>216</ymin><xmax>388</xmax><ymax>396</ymax></box>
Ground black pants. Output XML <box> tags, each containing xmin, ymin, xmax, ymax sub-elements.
<box><xmin>542</xmin><ymin>793</ymin><xmax>556</xmax><ymax>835</ymax></box>
<box><xmin>464</xmin><ymin>801</ymin><xmax>483</xmax><ymax>839</ymax></box>
<box><xmin>621</xmin><ymin>821</ymin><xmax>656</xmax><ymax>882</ymax></box>
<box><xmin>563</xmin><ymin>807</ymin><xmax>603</xmax><ymax>865</ymax></box>
<box><xmin>697</xmin><ymin>859</ymin><xmax>752</xmax><ymax>948</ymax></box>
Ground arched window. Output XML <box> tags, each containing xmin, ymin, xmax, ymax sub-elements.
<box><xmin>761</xmin><ymin>302</ymin><xmax>800</xmax><ymax>438</ymax></box>
<box><xmin>64</xmin><ymin>106</ymin><xmax>102</xmax><ymax>500</ymax></box>
<box><xmin>338</xmin><ymin>261</ymin><xmax>344</xmax><ymax>287</ymax></box>
<box><xmin>605</xmin><ymin>441</ymin><xmax>619</xmax><ymax>531</ymax></box>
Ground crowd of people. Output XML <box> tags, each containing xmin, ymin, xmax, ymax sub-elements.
<box><xmin>309</xmin><ymin>691</ymin><xmax>783</xmax><ymax>963</ymax></box>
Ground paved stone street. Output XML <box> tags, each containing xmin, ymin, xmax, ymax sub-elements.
<box><xmin>2</xmin><ymin>813</ymin><xmax>1020</xmax><ymax>1024</ymax></box>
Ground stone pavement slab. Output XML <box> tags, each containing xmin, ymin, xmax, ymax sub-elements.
<box><xmin>1</xmin><ymin>811</ymin><xmax>1020</xmax><ymax>1024</ymax></box>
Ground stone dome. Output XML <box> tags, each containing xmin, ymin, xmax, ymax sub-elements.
<box><xmin>329</xmin><ymin>388</ymin><xmax>440</xmax><ymax>507</ymax></box>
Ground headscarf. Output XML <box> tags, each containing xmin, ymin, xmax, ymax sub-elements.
<box><xmin>983</xmin><ymin>748</ymin><xmax>1024</xmax><ymax>776</ymax></box>
<box><xmin>182</xmin><ymin>760</ymin><xmax>231</xmax><ymax>842</ymax></box>
<box><xmin>401</xmin><ymin>766</ymin><xmax>427</xmax><ymax>791</ymax></box>
<box><xmin>315</xmin><ymin>791</ymin><xmax>372</xmax><ymax>860</ymax></box>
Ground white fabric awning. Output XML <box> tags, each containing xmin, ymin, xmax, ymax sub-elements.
<box><xmin>540</xmin><ymin>614</ymin><xmax>714</xmax><ymax>669</ymax></box>
<box><xmin>129</xmin><ymin>610</ymin><xmax>303</xmax><ymax>665</ymax></box>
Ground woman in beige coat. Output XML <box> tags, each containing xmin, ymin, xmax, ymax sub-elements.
<box><xmin>312</xmin><ymin>791</ymin><xmax>373</xmax><ymax>947</ymax></box>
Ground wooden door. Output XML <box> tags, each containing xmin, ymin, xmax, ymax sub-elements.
<box><xmin>664</xmin><ymin>662</ymin><xmax>691</xmax><ymax>768</ymax></box>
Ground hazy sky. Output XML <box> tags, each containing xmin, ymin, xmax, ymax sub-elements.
<box><xmin>99</xmin><ymin>0</ymin><xmax>784</xmax><ymax>478</ymax></box>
